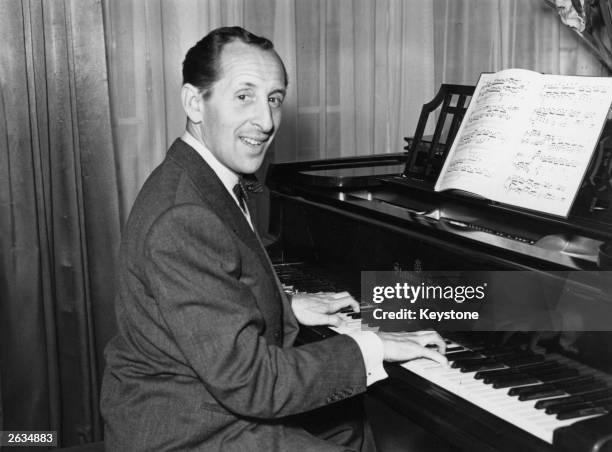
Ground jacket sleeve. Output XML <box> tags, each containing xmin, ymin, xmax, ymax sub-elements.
<box><xmin>142</xmin><ymin>203</ymin><xmax>367</xmax><ymax>419</ymax></box>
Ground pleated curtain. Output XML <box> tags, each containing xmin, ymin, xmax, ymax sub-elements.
<box><xmin>0</xmin><ymin>0</ymin><xmax>120</xmax><ymax>445</ymax></box>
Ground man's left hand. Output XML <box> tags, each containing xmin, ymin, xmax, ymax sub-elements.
<box><xmin>291</xmin><ymin>291</ymin><xmax>359</xmax><ymax>327</ymax></box>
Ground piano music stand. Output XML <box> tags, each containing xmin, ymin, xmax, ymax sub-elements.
<box><xmin>404</xmin><ymin>84</ymin><xmax>474</xmax><ymax>184</ymax></box>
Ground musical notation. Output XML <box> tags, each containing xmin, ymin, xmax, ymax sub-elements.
<box><xmin>520</xmin><ymin>129</ymin><xmax>585</xmax><ymax>154</ymax></box>
<box><xmin>503</xmin><ymin>175</ymin><xmax>566</xmax><ymax>203</ymax></box>
<box><xmin>476</xmin><ymin>77</ymin><xmax>530</xmax><ymax>104</ymax></box>
<box><xmin>467</xmin><ymin>104</ymin><xmax>519</xmax><ymax>123</ymax></box>
<box><xmin>458</xmin><ymin>127</ymin><xmax>505</xmax><ymax>147</ymax></box>
<box><xmin>540</xmin><ymin>81</ymin><xmax>612</xmax><ymax>104</ymax></box>
<box><xmin>511</xmin><ymin>150</ymin><xmax>580</xmax><ymax>194</ymax></box>
<box><xmin>513</xmin><ymin>151</ymin><xmax>579</xmax><ymax>172</ymax></box>
<box><xmin>529</xmin><ymin>106</ymin><xmax>598</xmax><ymax>129</ymax></box>
<box><xmin>447</xmin><ymin>158</ymin><xmax>493</xmax><ymax>178</ymax></box>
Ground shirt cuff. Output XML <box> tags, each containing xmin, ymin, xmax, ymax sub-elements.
<box><xmin>346</xmin><ymin>331</ymin><xmax>388</xmax><ymax>386</ymax></box>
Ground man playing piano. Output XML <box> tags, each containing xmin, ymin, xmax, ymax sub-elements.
<box><xmin>100</xmin><ymin>26</ymin><xmax>447</xmax><ymax>452</ymax></box>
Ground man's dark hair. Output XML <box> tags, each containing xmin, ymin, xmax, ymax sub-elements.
<box><xmin>182</xmin><ymin>26</ymin><xmax>288</xmax><ymax>98</ymax></box>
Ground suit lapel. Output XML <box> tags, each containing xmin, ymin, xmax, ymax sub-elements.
<box><xmin>166</xmin><ymin>140</ymin><xmax>296</xmax><ymax>336</ymax></box>
<box><xmin>166</xmin><ymin>139</ymin><xmax>263</xmax><ymax>256</ymax></box>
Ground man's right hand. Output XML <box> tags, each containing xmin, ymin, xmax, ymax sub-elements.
<box><xmin>376</xmin><ymin>330</ymin><xmax>448</xmax><ymax>366</ymax></box>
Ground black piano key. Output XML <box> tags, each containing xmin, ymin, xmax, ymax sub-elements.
<box><xmin>554</xmin><ymin>398</ymin><xmax>612</xmax><ymax>420</ymax></box>
<box><xmin>519</xmin><ymin>383</ymin><xmax>602</xmax><ymax>401</ymax></box>
<box><xmin>475</xmin><ymin>369</ymin><xmax>509</xmax><ymax>380</ymax></box>
<box><xmin>465</xmin><ymin>347</ymin><xmax>522</xmax><ymax>360</ymax></box>
<box><xmin>519</xmin><ymin>388</ymin><xmax>568</xmax><ymax>401</ymax></box>
<box><xmin>536</xmin><ymin>396</ymin><xmax>574</xmax><ymax>410</ymax></box>
<box><xmin>447</xmin><ymin>345</ymin><xmax>515</xmax><ymax>361</ymax></box>
<box><xmin>522</xmin><ymin>366</ymin><xmax>576</xmax><ymax>380</ymax></box>
<box><xmin>518</xmin><ymin>381</ymin><xmax>605</xmax><ymax>402</ymax></box>
<box><xmin>451</xmin><ymin>356</ymin><xmax>495</xmax><ymax>369</ymax></box>
<box><xmin>445</xmin><ymin>346</ymin><xmax>464</xmax><ymax>353</ymax></box>
<box><xmin>501</xmin><ymin>353</ymin><xmax>544</xmax><ymax>367</ymax></box>
<box><xmin>531</xmin><ymin>368</ymin><xmax>580</xmax><ymax>382</ymax></box>
<box><xmin>492</xmin><ymin>376</ymin><xmax>541</xmax><ymax>389</ymax></box>
<box><xmin>537</xmin><ymin>388</ymin><xmax>612</xmax><ymax>411</ymax></box>
<box><xmin>556</xmin><ymin>406</ymin><xmax>609</xmax><ymax>420</ymax></box>
<box><xmin>470</xmin><ymin>353</ymin><xmax>541</xmax><ymax>373</ymax></box>
<box><xmin>548</xmin><ymin>401</ymin><xmax>594</xmax><ymax>416</ymax></box>
<box><xmin>483</xmin><ymin>371</ymin><xmax>528</xmax><ymax>384</ymax></box>
<box><xmin>565</xmin><ymin>381</ymin><xmax>608</xmax><ymax>394</ymax></box>
<box><xmin>484</xmin><ymin>364</ymin><xmax>567</xmax><ymax>385</ymax></box>
<box><xmin>512</xmin><ymin>376</ymin><xmax>596</xmax><ymax>399</ymax></box>
<box><xmin>446</xmin><ymin>350</ymin><xmax>485</xmax><ymax>360</ymax></box>
<box><xmin>449</xmin><ymin>354</ymin><xmax>477</xmax><ymax>363</ymax></box>
<box><xmin>547</xmin><ymin>395</ymin><xmax>612</xmax><ymax>414</ymax></box>
<box><xmin>491</xmin><ymin>369</ymin><xmax>580</xmax><ymax>389</ymax></box>
<box><xmin>460</xmin><ymin>361</ymin><xmax>507</xmax><ymax>373</ymax></box>
<box><xmin>476</xmin><ymin>360</ymin><xmax>557</xmax><ymax>380</ymax></box>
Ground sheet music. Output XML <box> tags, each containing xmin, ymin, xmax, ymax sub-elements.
<box><xmin>436</xmin><ymin>70</ymin><xmax>539</xmax><ymax>197</ymax></box>
<box><xmin>435</xmin><ymin>69</ymin><xmax>612</xmax><ymax>216</ymax></box>
<box><xmin>500</xmin><ymin>75</ymin><xmax>612</xmax><ymax>214</ymax></box>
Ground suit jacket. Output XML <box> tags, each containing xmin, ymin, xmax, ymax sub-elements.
<box><xmin>100</xmin><ymin>139</ymin><xmax>367</xmax><ymax>451</ymax></box>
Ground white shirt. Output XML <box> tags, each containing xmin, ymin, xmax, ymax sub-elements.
<box><xmin>180</xmin><ymin>130</ymin><xmax>387</xmax><ymax>386</ymax></box>
<box><xmin>181</xmin><ymin>130</ymin><xmax>254</xmax><ymax>230</ymax></box>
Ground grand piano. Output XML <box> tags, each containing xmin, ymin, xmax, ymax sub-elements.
<box><xmin>265</xmin><ymin>85</ymin><xmax>612</xmax><ymax>452</ymax></box>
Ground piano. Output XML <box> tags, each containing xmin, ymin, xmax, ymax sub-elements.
<box><xmin>265</xmin><ymin>85</ymin><xmax>612</xmax><ymax>452</ymax></box>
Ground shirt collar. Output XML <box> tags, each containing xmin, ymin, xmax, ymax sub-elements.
<box><xmin>180</xmin><ymin>130</ymin><xmax>239</xmax><ymax>196</ymax></box>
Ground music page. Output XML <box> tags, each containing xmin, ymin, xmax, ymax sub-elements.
<box><xmin>435</xmin><ymin>68</ymin><xmax>612</xmax><ymax>216</ymax></box>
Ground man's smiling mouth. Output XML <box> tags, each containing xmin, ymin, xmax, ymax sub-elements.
<box><xmin>240</xmin><ymin>136</ymin><xmax>268</xmax><ymax>147</ymax></box>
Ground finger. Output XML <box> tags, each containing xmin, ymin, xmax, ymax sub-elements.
<box><xmin>419</xmin><ymin>347</ymin><xmax>449</xmax><ymax>367</ymax></box>
<box><xmin>418</xmin><ymin>333</ymin><xmax>446</xmax><ymax>354</ymax></box>
<box><xmin>413</xmin><ymin>329</ymin><xmax>436</xmax><ymax>335</ymax></box>
<box><xmin>325</xmin><ymin>314</ymin><xmax>345</xmax><ymax>327</ymax></box>
<box><xmin>329</xmin><ymin>291</ymin><xmax>350</xmax><ymax>299</ymax></box>
<box><xmin>329</xmin><ymin>297</ymin><xmax>360</xmax><ymax>313</ymax></box>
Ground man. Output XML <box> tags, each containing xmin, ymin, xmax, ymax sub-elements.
<box><xmin>100</xmin><ymin>26</ymin><xmax>447</xmax><ymax>451</ymax></box>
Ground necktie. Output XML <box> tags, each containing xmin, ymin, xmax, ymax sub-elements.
<box><xmin>233</xmin><ymin>179</ymin><xmax>248</xmax><ymax>214</ymax></box>
<box><xmin>242</xmin><ymin>173</ymin><xmax>264</xmax><ymax>194</ymax></box>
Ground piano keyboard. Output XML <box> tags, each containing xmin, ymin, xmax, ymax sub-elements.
<box><xmin>275</xmin><ymin>263</ymin><xmax>612</xmax><ymax>446</ymax></box>
<box><xmin>331</xmin><ymin>309</ymin><xmax>610</xmax><ymax>444</ymax></box>
<box><xmin>401</xmin><ymin>345</ymin><xmax>609</xmax><ymax>444</ymax></box>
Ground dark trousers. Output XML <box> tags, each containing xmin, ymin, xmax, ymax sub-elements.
<box><xmin>294</xmin><ymin>394</ymin><xmax>377</xmax><ymax>452</ymax></box>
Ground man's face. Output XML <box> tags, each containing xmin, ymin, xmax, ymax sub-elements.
<box><xmin>198</xmin><ymin>41</ymin><xmax>286</xmax><ymax>175</ymax></box>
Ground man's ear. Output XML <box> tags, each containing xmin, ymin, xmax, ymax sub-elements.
<box><xmin>181</xmin><ymin>83</ymin><xmax>204</xmax><ymax>123</ymax></box>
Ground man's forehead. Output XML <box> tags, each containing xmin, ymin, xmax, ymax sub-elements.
<box><xmin>217</xmin><ymin>41</ymin><xmax>285</xmax><ymax>87</ymax></box>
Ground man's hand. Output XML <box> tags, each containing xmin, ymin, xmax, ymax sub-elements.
<box><xmin>377</xmin><ymin>330</ymin><xmax>448</xmax><ymax>366</ymax></box>
<box><xmin>291</xmin><ymin>291</ymin><xmax>359</xmax><ymax>327</ymax></box>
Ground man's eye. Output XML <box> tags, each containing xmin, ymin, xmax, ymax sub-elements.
<box><xmin>237</xmin><ymin>94</ymin><xmax>252</xmax><ymax>102</ymax></box>
<box><xmin>269</xmin><ymin>97</ymin><xmax>284</xmax><ymax>107</ymax></box>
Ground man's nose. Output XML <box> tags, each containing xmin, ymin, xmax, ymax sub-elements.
<box><xmin>252</xmin><ymin>98</ymin><xmax>274</xmax><ymax>133</ymax></box>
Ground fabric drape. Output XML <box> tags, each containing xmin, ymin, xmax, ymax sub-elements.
<box><xmin>0</xmin><ymin>0</ymin><xmax>120</xmax><ymax>446</ymax></box>
<box><xmin>433</xmin><ymin>0</ymin><xmax>608</xmax><ymax>87</ymax></box>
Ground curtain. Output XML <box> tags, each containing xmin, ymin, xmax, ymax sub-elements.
<box><xmin>433</xmin><ymin>0</ymin><xmax>608</xmax><ymax>88</ymax></box>
<box><xmin>0</xmin><ymin>0</ymin><xmax>120</xmax><ymax>446</ymax></box>
<box><xmin>103</xmin><ymin>0</ymin><xmax>437</xmax><ymax>224</ymax></box>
